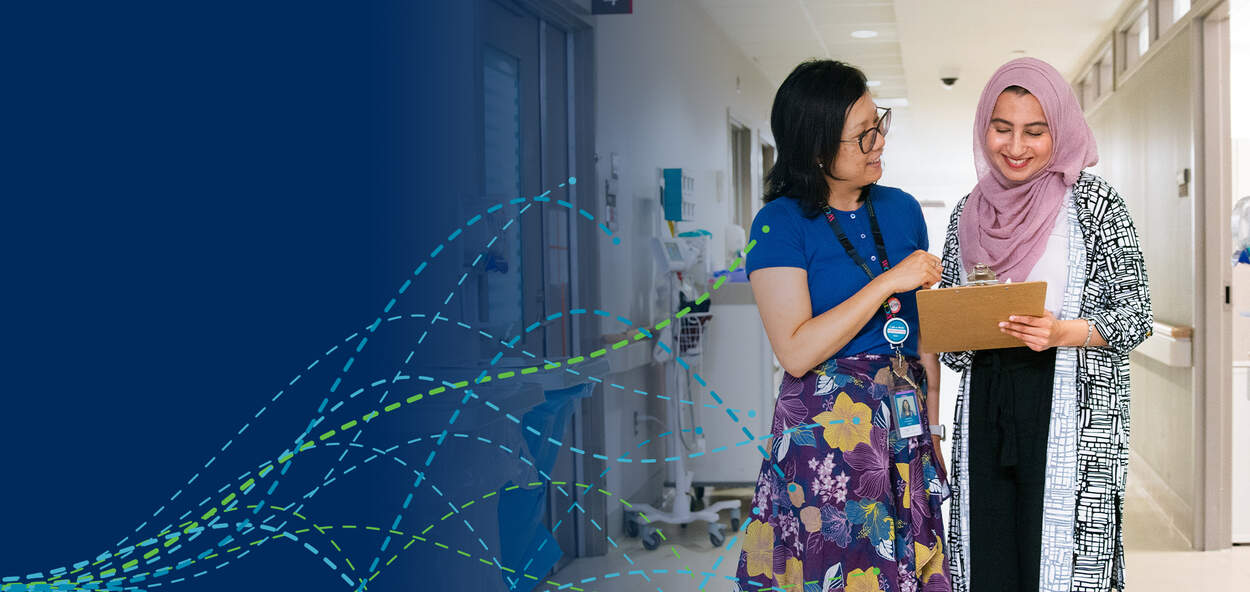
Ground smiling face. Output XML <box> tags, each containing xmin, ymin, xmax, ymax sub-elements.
<box><xmin>984</xmin><ymin>88</ymin><xmax>1053</xmax><ymax>182</ymax></box>
<box><xmin>830</xmin><ymin>92</ymin><xmax>885</xmax><ymax>186</ymax></box>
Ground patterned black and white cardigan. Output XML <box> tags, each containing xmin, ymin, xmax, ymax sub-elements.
<box><xmin>938</xmin><ymin>171</ymin><xmax>1152</xmax><ymax>592</ymax></box>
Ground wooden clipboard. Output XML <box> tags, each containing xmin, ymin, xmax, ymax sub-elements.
<box><xmin>915</xmin><ymin>281</ymin><xmax>1047</xmax><ymax>353</ymax></box>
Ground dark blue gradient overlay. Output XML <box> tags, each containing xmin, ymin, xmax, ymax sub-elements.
<box><xmin>0</xmin><ymin>2</ymin><xmax>524</xmax><ymax>590</ymax></box>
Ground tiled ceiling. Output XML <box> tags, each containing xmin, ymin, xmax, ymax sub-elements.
<box><xmin>693</xmin><ymin>0</ymin><xmax>1128</xmax><ymax>199</ymax></box>
<box><xmin>696</xmin><ymin>0</ymin><xmax>909</xmax><ymax>100</ymax></box>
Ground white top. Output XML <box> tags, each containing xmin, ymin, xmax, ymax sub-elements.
<box><xmin>1025</xmin><ymin>188</ymin><xmax>1073</xmax><ymax>314</ymax></box>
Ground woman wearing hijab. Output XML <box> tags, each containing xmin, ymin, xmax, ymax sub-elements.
<box><xmin>735</xmin><ymin>59</ymin><xmax>950</xmax><ymax>592</ymax></box>
<box><xmin>939</xmin><ymin>58</ymin><xmax>1152</xmax><ymax>592</ymax></box>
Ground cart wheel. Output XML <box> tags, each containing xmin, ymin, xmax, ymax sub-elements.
<box><xmin>708</xmin><ymin>522</ymin><xmax>727</xmax><ymax>547</ymax></box>
<box><xmin>624</xmin><ymin>512</ymin><xmax>640</xmax><ymax>538</ymax></box>
<box><xmin>642</xmin><ymin>529</ymin><xmax>662</xmax><ymax>551</ymax></box>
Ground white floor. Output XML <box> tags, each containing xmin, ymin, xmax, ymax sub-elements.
<box><xmin>551</xmin><ymin>482</ymin><xmax>1250</xmax><ymax>591</ymax></box>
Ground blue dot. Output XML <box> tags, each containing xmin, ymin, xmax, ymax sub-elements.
<box><xmin>747</xmin><ymin>409</ymin><xmax>757</xmax><ymax>418</ymax></box>
<box><xmin>612</xmin><ymin>237</ymin><xmax>621</xmax><ymax>245</ymax></box>
<box><xmin>568</xmin><ymin>177</ymin><xmax>577</xmax><ymax>185</ymax></box>
<box><xmin>752</xmin><ymin>507</ymin><xmax>762</xmax><ymax>515</ymax></box>
<box><xmin>788</xmin><ymin>483</ymin><xmax>796</xmax><ymax>492</ymax></box>
<box><xmin>852</xmin><ymin>417</ymin><xmax>860</xmax><ymax>424</ymax></box>
<box><xmin>695</xmin><ymin>426</ymin><xmax>704</xmax><ymax>435</ymax></box>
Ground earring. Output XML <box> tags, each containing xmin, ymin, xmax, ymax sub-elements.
<box><xmin>817</xmin><ymin>162</ymin><xmax>824</xmax><ymax>169</ymax></box>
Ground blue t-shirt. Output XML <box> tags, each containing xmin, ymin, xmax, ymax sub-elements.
<box><xmin>746</xmin><ymin>184</ymin><xmax>929</xmax><ymax>359</ymax></box>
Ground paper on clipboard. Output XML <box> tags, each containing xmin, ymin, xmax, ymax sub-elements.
<box><xmin>915</xmin><ymin>281</ymin><xmax>1047</xmax><ymax>353</ymax></box>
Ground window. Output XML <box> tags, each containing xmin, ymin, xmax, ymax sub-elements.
<box><xmin>1078</xmin><ymin>43</ymin><xmax>1113</xmax><ymax>111</ymax></box>
<box><xmin>730</xmin><ymin>121</ymin><xmax>753</xmax><ymax>229</ymax></box>
<box><xmin>1159</xmin><ymin>0</ymin><xmax>1192</xmax><ymax>31</ymax></box>
<box><xmin>1098</xmin><ymin>47</ymin><xmax>1114</xmax><ymax>98</ymax></box>
<box><xmin>1080</xmin><ymin>68</ymin><xmax>1099</xmax><ymax>108</ymax></box>
<box><xmin>1119</xmin><ymin>3</ymin><xmax>1151</xmax><ymax>74</ymax></box>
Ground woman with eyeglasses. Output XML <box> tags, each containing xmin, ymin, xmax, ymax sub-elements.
<box><xmin>735</xmin><ymin>59</ymin><xmax>951</xmax><ymax>592</ymax></box>
<box><xmin>938</xmin><ymin>58</ymin><xmax>1151</xmax><ymax>592</ymax></box>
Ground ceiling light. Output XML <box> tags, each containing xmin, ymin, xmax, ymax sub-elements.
<box><xmin>875</xmin><ymin>97</ymin><xmax>909</xmax><ymax>108</ymax></box>
<box><xmin>866</xmin><ymin>80</ymin><xmax>882</xmax><ymax>87</ymax></box>
<box><xmin>851</xmin><ymin>30</ymin><xmax>878</xmax><ymax>39</ymax></box>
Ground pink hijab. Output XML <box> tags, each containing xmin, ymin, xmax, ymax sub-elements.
<box><xmin>959</xmin><ymin>57</ymin><xmax>1099</xmax><ymax>283</ymax></box>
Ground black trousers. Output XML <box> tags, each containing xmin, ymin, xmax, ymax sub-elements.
<box><xmin>968</xmin><ymin>347</ymin><xmax>1056</xmax><ymax>591</ymax></box>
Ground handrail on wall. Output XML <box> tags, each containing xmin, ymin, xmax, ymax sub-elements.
<box><xmin>1133</xmin><ymin>321</ymin><xmax>1194</xmax><ymax>367</ymax></box>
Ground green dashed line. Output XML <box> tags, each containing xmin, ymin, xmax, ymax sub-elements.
<box><xmin>67</xmin><ymin>302</ymin><xmax>709</xmax><ymax>584</ymax></box>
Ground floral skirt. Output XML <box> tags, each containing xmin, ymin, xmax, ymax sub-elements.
<box><xmin>734</xmin><ymin>354</ymin><xmax>951</xmax><ymax>592</ymax></box>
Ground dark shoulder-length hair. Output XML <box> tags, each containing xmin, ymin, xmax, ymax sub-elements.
<box><xmin>763</xmin><ymin>60</ymin><xmax>868</xmax><ymax>217</ymax></box>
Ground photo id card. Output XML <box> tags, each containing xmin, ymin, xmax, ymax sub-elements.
<box><xmin>892</xmin><ymin>388</ymin><xmax>923</xmax><ymax>439</ymax></box>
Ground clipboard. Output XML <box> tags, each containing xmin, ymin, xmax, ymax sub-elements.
<box><xmin>915</xmin><ymin>281</ymin><xmax>1047</xmax><ymax>353</ymax></box>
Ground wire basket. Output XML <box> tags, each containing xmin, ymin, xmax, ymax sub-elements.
<box><xmin>678</xmin><ymin>312</ymin><xmax>712</xmax><ymax>356</ymax></box>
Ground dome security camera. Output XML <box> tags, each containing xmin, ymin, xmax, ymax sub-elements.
<box><xmin>940</xmin><ymin>76</ymin><xmax>958</xmax><ymax>88</ymax></box>
<box><xmin>939</xmin><ymin>66</ymin><xmax>960</xmax><ymax>90</ymax></box>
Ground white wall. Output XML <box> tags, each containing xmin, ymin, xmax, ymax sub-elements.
<box><xmin>1233</xmin><ymin>0</ymin><xmax>1250</xmax><ymax>362</ymax></box>
<box><xmin>1084</xmin><ymin>23</ymin><xmax>1199</xmax><ymax>539</ymax></box>
<box><xmin>591</xmin><ymin>0</ymin><xmax>776</xmax><ymax>537</ymax></box>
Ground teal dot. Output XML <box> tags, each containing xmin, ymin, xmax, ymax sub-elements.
<box><xmin>753</xmin><ymin>506</ymin><xmax>762</xmax><ymax>515</ymax></box>
<box><xmin>612</xmin><ymin>237</ymin><xmax>621</xmax><ymax>245</ymax></box>
<box><xmin>747</xmin><ymin>409</ymin><xmax>757</xmax><ymax>418</ymax></box>
<box><xmin>762</xmin><ymin>225</ymin><xmax>771</xmax><ymax>233</ymax></box>
<box><xmin>852</xmin><ymin>416</ymin><xmax>860</xmax><ymax>424</ymax></box>
<box><xmin>788</xmin><ymin>483</ymin><xmax>797</xmax><ymax>492</ymax></box>
<box><xmin>695</xmin><ymin>426</ymin><xmax>703</xmax><ymax>435</ymax></box>
<box><xmin>568</xmin><ymin>177</ymin><xmax>577</xmax><ymax>185</ymax></box>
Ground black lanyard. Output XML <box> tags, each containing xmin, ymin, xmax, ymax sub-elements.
<box><xmin>821</xmin><ymin>190</ymin><xmax>897</xmax><ymax>318</ymax></box>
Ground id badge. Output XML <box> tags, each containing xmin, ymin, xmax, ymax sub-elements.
<box><xmin>891</xmin><ymin>388</ymin><xmax>924</xmax><ymax>439</ymax></box>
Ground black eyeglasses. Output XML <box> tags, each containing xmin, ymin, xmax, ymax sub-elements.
<box><xmin>840</xmin><ymin>107</ymin><xmax>892</xmax><ymax>154</ymax></box>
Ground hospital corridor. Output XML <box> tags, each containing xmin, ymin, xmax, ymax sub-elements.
<box><xmin>456</xmin><ymin>0</ymin><xmax>1250</xmax><ymax>590</ymax></box>
<box><xmin>3</xmin><ymin>1</ymin><xmax>1249</xmax><ymax>591</ymax></box>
